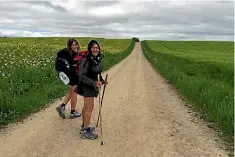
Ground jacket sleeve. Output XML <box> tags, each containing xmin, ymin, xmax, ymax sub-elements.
<box><xmin>78</xmin><ymin>58</ymin><xmax>96</xmax><ymax>88</ymax></box>
<box><xmin>57</xmin><ymin>48</ymin><xmax>68</xmax><ymax>60</ymax></box>
<box><xmin>56</xmin><ymin>48</ymin><xmax>72</xmax><ymax>70</ymax></box>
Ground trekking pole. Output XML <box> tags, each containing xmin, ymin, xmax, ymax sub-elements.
<box><xmin>97</xmin><ymin>74</ymin><xmax>103</xmax><ymax>145</ymax></box>
<box><xmin>96</xmin><ymin>74</ymin><xmax>108</xmax><ymax>127</ymax></box>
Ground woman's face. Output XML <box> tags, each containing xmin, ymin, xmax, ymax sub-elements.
<box><xmin>71</xmin><ymin>41</ymin><xmax>78</xmax><ymax>52</ymax></box>
<box><xmin>91</xmin><ymin>44</ymin><xmax>99</xmax><ymax>56</ymax></box>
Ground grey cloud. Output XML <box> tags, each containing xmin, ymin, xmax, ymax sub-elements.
<box><xmin>22</xmin><ymin>1</ymin><xmax>68</xmax><ymax>12</ymax></box>
<box><xmin>0</xmin><ymin>0</ymin><xmax>233</xmax><ymax>40</ymax></box>
<box><xmin>84</xmin><ymin>1</ymin><xmax>119</xmax><ymax>7</ymax></box>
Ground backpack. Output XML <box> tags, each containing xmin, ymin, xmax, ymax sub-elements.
<box><xmin>73</xmin><ymin>50</ymin><xmax>88</xmax><ymax>73</ymax></box>
<box><xmin>55</xmin><ymin>50</ymin><xmax>88</xmax><ymax>85</ymax></box>
<box><xmin>55</xmin><ymin>54</ymin><xmax>73</xmax><ymax>85</ymax></box>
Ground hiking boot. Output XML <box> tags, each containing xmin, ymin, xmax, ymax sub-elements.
<box><xmin>70</xmin><ymin>111</ymin><xmax>81</xmax><ymax>119</ymax></box>
<box><xmin>56</xmin><ymin>105</ymin><xmax>66</xmax><ymax>119</ymax></box>
<box><xmin>80</xmin><ymin>127</ymin><xmax>98</xmax><ymax>140</ymax></box>
<box><xmin>80</xmin><ymin>126</ymin><xmax>95</xmax><ymax>134</ymax></box>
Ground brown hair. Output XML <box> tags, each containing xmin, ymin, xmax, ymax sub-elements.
<box><xmin>67</xmin><ymin>38</ymin><xmax>80</xmax><ymax>55</ymax></box>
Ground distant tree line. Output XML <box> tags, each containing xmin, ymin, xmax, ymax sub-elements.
<box><xmin>132</xmin><ymin>37</ymin><xmax>140</xmax><ymax>42</ymax></box>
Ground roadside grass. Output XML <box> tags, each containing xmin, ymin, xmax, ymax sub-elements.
<box><xmin>141</xmin><ymin>40</ymin><xmax>234</xmax><ymax>145</ymax></box>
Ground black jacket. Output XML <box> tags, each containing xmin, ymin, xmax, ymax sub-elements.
<box><xmin>78</xmin><ymin>56</ymin><xmax>104</xmax><ymax>89</ymax></box>
<box><xmin>55</xmin><ymin>48</ymin><xmax>77</xmax><ymax>72</ymax></box>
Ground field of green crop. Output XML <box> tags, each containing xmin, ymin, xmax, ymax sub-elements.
<box><xmin>0</xmin><ymin>37</ymin><xmax>135</xmax><ymax>127</ymax></box>
<box><xmin>141</xmin><ymin>40</ymin><xmax>234</xmax><ymax>143</ymax></box>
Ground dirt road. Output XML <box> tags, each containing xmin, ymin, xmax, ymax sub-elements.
<box><xmin>0</xmin><ymin>43</ymin><xmax>230</xmax><ymax>157</ymax></box>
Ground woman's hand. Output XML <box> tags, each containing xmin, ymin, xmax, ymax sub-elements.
<box><xmin>96</xmin><ymin>80</ymin><xmax>108</xmax><ymax>88</ymax></box>
<box><xmin>103</xmin><ymin>80</ymin><xmax>108</xmax><ymax>85</ymax></box>
<box><xmin>96</xmin><ymin>81</ymin><xmax>102</xmax><ymax>87</ymax></box>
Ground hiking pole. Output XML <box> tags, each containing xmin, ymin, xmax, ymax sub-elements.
<box><xmin>97</xmin><ymin>74</ymin><xmax>103</xmax><ymax>145</ymax></box>
<box><xmin>96</xmin><ymin>74</ymin><xmax>108</xmax><ymax>127</ymax></box>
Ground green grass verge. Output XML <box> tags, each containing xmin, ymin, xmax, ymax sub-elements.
<box><xmin>141</xmin><ymin>40</ymin><xmax>234</xmax><ymax>144</ymax></box>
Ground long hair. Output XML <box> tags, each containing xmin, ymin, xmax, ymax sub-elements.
<box><xmin>87</xmin><ymin>40</ymin><xmax>102</xmax><ymax>57</ymax></box>
<box><xmin>67</xmin><ymin>38</ymin><xmax>80</xmax><ymax>55</ymax></box>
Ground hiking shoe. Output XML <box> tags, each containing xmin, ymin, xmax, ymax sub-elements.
<box><xmin>80</xmin><ymin>127</ymin><xmax>98</xmax><ymax>140</ymax></box>
<box><xmin>56</xmin><ymin>105</ymin><xmax>66</xmax><ymax>119</ymax></box>
<box><xmin>80</xmin><ymin>126</ymin><xmax>95</xmax><ymax>134</ymax></box>
<box><xmin>70</xmin><ymin>111</ymin><xmax>81</xmax><ymax>119</ymax></box>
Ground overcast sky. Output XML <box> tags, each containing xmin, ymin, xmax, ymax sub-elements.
<box><xmin>0</xmin><ymin>0</ymin><xmax>234</xmax><ymax>41</ymax></box>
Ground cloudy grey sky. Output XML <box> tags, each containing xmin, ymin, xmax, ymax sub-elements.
<box><xmin>0</xmin><ymin>0</ymin><xmax>234</xmax><ymax>41</ymax></box>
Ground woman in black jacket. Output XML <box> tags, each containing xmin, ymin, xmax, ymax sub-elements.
<box><xmin>55</xmin><ymin>38</ymin><xmax>82</xmax><ymax>119</ymax></box>
<box><xmin>75</xmin><ymin>40</ymin><xmax>108</xmax><ymax>140</ymax></box>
